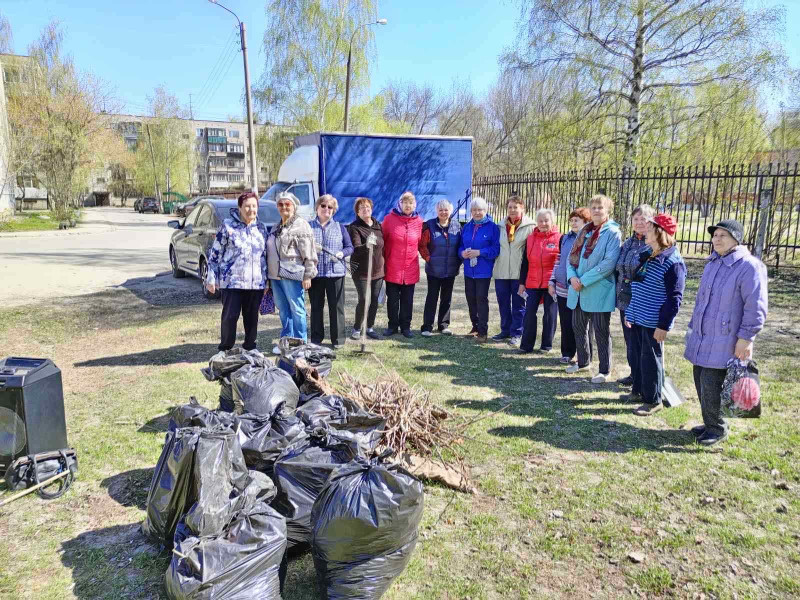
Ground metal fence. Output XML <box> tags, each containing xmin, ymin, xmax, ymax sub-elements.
<box><xmin>472</xmin><ymin>163</ymin><xmax>800</xmax><ymax>269</ymax></box>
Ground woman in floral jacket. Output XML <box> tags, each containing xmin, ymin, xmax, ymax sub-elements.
<box><xmin>206</xmin><ymin>192</ymin><xmax>269</xmax><ymax>352</ymax></box>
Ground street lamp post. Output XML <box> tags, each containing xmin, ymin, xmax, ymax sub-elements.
<box><xmin>343</xmin><ymin>18</ymin><xmax>387</xmax><ymax>132</ymax></box>
<box><xmin>208</xmin><ymin>0</ymin><xmax>259</xmax><ymax>194</ymax></box>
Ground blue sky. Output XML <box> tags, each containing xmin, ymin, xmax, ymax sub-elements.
<box><xmin>1</xmin><ymin>0</ymin><xmax>797</xmax><ymax>122</ymax></box>
<box><xmin>0</xmin><ymin>0</ymin><xmax>521</xmax><ymax>122</ymax></box>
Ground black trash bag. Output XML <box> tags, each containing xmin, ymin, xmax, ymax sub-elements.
<box><xmin>166</xmin><ymin>500</ymin><xmax>288</xmax><ymax>600</ymax></box>
<box><xmin>218</xmin><ymin>377</ymin><xmax>236</xmax><ymax>413</ymax></box>
<box><xmin>277</xmin><ymin>337</ymin><xmax>335</xmax><ymax>381</ymax></box>
<box><xmin>168</xmin><ymin>398</ymin><xmax>238</xmax><ymax>433</ymax></box>
<box><xmin>295</xmin><ymin>395</ymin><xmax>386</xmax><ymax>452</ymax></box>
<box><xmin>272</xmin><ymin>427</ymin><xmax>368</xmax><ymax>549</ymax></box>
<box><xmin>231</xmin><ymin>364</ymin><xmax>300</xmax><ymax>416</ymax></box>
<box><xmin>143</xmin><ymin>427</ymin><xmax>202</xmax><ymax>549</ymax></box>
<box><xmin>201</xmin><ymin>348</ymin><xmax>268</xmax><ymax>382</ymax></box>
<box><xmin>237</xmin><ymin>409</ymin><xmax>308</xmax><ymax>477</ymax></box>
<box><xmin>311</xmin><ymin>457</ymin><xmax>424</xmax><ymax>600</ymax></box>
<box><xmin>181</xmin><ymin>427</ymin><xmax>251</xmax><ymax>538</ymax></box>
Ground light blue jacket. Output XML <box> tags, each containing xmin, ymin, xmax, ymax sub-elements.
<box><xmin>566</xmin><ymin>220</ymin><xmax>622</xmax><ymax>312</ymax></box>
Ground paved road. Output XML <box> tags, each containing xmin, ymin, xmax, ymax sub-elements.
<box><xmin>0</xmin><ymin>207</ymin><xmax>202</xmax><ymax>307</ymax></box>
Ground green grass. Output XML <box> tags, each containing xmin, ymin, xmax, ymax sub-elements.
<box><xmin>0</xmin><ymin>211</ymin><xmax>65</xmax><ymax>232</ymax></box>
<box><xmin>0</xmin><ymin>266</ymin><xmax>799</xmax><ymax>599</ymax></box>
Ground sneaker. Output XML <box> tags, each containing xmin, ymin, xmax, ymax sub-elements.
<box><xmin>508</xmin><ymin>336</ymin><xmax>521</xmax><ymax>347</ymax></box>
<box><xmin>617</xmin><ymin>374</ymin><xmax>634</xmax><ymax>386</ymax></box>
<box><xmin>621</xmin><ymin>392</ymin><xmax>642</xmax><ymax>402</ymax></box>
<box><xmin>517</xmin><ymin>348</ymin><xmax>533</xmax><ymax>354</ymax></box>
<box><xmin>537</xmin><ymin>347</ymin><xmax>554</xmax><ymax>354</ymax></box>
<box><xmin>566</xmin><ymin>363</ymin><xmax>590</xmax><ymax>374</ymax></box>
<box><xmin>383</xmin><ymin>328</ymin><xmax>398</xmax><ymax>336</ymax></box>
<box><xmin>401</xmin><ymin>330</ymin><xmax>414</xmax><ymax>339</ymax></box>
<box><xmin>698</xmin><ymin>430</ymin><xmax>728</xmax><ymax>446</ymax></box>
<box><xmin>591</xmin><ymin>373</ymin><xmax>609</xmax><ymax>383</ymax></box>
<box><xmin>633</xmin><ymin>403</ymin><xmax>663</xmax><ymax>416</ymax></box>
<box><xmin>467</xmin><ymin>327</ymin><xmax>479</xmax><ymax>336</ymax></box>
<box><xmin>421</xmin><ymin>330</ymin><xmax>433</xmax><ymax>337</ymax></box>
<box><xmin>491</xmin><ymin>333</ymin><xmax>510</xmax><ymax>342</ymax></box>
<box><xmin>440</xmin><ymin>327</ymin><xmax>453</xmax><ymax>336</ymax></box>
<box><xmin>350</xmin><ymin>329</ymin><xmax>361</xmax><ymax>340</ymax></box>
<box><xmin>690</xmin><ymin>424</ymin><xmax>706</xmax><ymax>437</ymax></box>
<box><xmin>559</xmin><ymin>356</ymin><xmax>571</xmax><ymax>364</ymax></box>
<box><xmin>366</xmin><ymin>329</ymin><xmax>382</xmax><ymax>340</ymax></box>
<box><xmin>475</xmin><ymin>334</ymin><xmax>488</xmax><ymax>343</ymax></box>
<box><xmin>333</xmin><ymin>342</ymin><xmax>344</xmax><ymax>349</ymax></box>
<box><xmin>272</xmin><ymin>345</ymin><xmax>281</xmax><ymax>355</ymax></box>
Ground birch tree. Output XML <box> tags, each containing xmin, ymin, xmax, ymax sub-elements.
<box><xmin>506</xmin><ymin>0</ymin><xmax>782</xmax><ymax>174</ymax></box>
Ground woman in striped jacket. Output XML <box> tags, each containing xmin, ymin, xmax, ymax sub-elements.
<box><xmin>623</xmin><ymin>213</ymin><xmax>686</xmax><ymax>416</ymax></box>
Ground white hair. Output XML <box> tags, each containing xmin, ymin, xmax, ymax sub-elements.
<box><xmin>536</xmin><ymin>208</ymin><xmax>556</xmax><ymax>222</ymax></box>
<box><xmin>436</xmin><ymin>199</ymin><xmax>453</xmax><ymax>212</ymax></box>
<box><xmin>471</xmin><ymin>197</ymin><xmax>488</xmax><ymax>211</ymax></box>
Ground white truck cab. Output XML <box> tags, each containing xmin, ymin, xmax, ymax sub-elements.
<box><xmin>260</xmin><ymin>144</ymin><xmax>319</xmax><ymax>221</ymax></box>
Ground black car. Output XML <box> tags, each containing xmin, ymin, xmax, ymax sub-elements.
<box><xmin>175</xmin><ymin>196</ymin><xmax>223</xmax><ymax>218</ymax></box>
<box><xmin>167</xmin><ymin>198</ymin><xmax>280</xmax><ymax>299</ymax></box>
<box><xmin>139</xmin><ymin>197</ymin><xmax>160</xmax><ymax>213</ymax></box>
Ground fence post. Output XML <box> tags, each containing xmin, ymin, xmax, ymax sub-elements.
<box><xmin>753</xmin><ymin>176</ymin><xmax>772</xmax><ymax>260</ymax></box>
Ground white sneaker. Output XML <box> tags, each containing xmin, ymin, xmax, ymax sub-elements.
<box><xmin>508</xmin><ymin>336</ymin><xmax>521</xmax><ymax>347</ymax></box>
<box><xmin>421</xmin><ymin>330</ymin><xmax>433</xmax><ymax>337</ymax></box>
<box><xmin>591</xmin><ymin>373</ymin><xmax>609</xmax><ymax>383</ymax></box>
<box><xmin>566</xmin><ymin>363</ymin><xmax>590</xmax><ymax>374</ymax></box>
<box><xmin>440</xmin><ymin>328</ymin><xmax>453</xmax><ymax>336</ymax></box>
<box><xmin>272</xmin><ymin>345</ymin><xmax>281</xmax><ymax>355</ymax></box>
<box><xmin>350</xmin><ymin>329</ymin><xmax>361</xmax><ymax>340</ymax></box>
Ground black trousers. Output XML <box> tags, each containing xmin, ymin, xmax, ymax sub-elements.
<box><xmin>386</xmin><ymin>281</ymin><xmax>415</xmax><ymax>332</ymax></box>
<box><xmin>520</xmin><ymin>288</ymin><xmax>557</xmax><ymax>352</ymax></box>
<box><xmin>620</xmin><ymin>310</ymin><xmax>636</xmax><ymax>374</ymax></box>
<box><xmin>422</xmin><ymin>275</ymin><xmax>455</xmax><ymax>332</ymax></box>
<box><xmin>219</xmin><ymin>288</ymin><xmax>262</xmax><ymax>351</ymax></box>
<box><xmin>308</xmin><ymin>276</ymin><xmax>346</xmax><ymax>344</ymax></box>
<box><xmin>630</xmin><ymin>324</ymin><xmax>664</xmax><ymax>405</ymax></box>
<box><xmin>573</xmin><ymin>304</ymin><xmax>612</xmax><ymax>374</ymax></box>
<box><xmin>464</xmin><ymin>276</ymin><xmax>491</xmax><ymax>335</ymax></box>
<box><xmin>693</xmin><ymin>365</ymin><xmax>729</xmax><ymax>436</ymax></box>
<box><xmin>557</xmin><ymin>295</ymin><xmax>593</xmax><ymax>361</ymax></box>
<box><xmin>352</xmin><ymin>276</ymin><xmax>383</xmax><ymax>331</ymax></box>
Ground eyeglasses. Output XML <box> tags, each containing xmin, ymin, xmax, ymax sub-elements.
<box><xmin>319</xmin><ymin>204</ymin><xmax>334</xmax><ymax>209</ymax></box>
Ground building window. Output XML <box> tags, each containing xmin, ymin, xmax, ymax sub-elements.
<box><xmin>229</xmin><ymin>129</ymin><xmax>240</xmax><ymax>138</ymax></box>
<box><xmin>209</xmin><ymin>128</ymin><xmax>225</xmax><ymax>136</ymax></box>
<box><xmin>16</xmin><ymin>175</ymin><xmax>40</xmax><ymax>188</ymax></box>
<box><xmin>208</xmin><ymin>143</ymin><xmax>225</xmax><ymax>152</ymax></box>
<box><xmin>227</xmin><ymin>143</ymin><xmax>244</xmax><ymax>153</ymax></box>
<box><xmin>196</xmin><ymin>128</ymin><xmax>204</xmax><ymax>137</ymax></box>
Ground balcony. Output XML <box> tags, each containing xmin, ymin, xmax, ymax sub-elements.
<box><xmin>207</xmin><ymin>136</ymin><xmax>227</xmax><ymax>144</ymax></box>
<box><xmin>227</xmin><ymin>152</ymin><xmax>245</xmax><ymax>159</ymax></box>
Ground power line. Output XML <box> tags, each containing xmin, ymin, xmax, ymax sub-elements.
<box><xmin>196</xmin><ymin>48</ymin><xmax>241</xmax><ymax>111</ymax></box>
<box><xmin>194</xmin><ymin>30</ymin><xmax>239</xmax><ymax>108</ymax></box>
<box><xmin>195</xmin><ymin>43</ymin><xmax>240</xmax><ymax>110</ymax></box>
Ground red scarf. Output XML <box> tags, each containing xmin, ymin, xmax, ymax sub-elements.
<box><xmin>569</xmin><ymin>219</ymin><xmax>607</xmax><ymax>268</ymax></box>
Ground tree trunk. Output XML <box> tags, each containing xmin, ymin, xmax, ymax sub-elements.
<box><xmin>620</xmin><ymin>7</ymin><xmax>646</xmax><ymax>229</ymax></box>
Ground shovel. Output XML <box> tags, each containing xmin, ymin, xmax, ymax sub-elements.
<box><xmin>356</xmin><ymin>233</ymin><xmax>377</xmax><ymax>354</ymax></box>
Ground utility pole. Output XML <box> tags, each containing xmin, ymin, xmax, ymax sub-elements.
<box><xmin>208</xmin><ymin>1</ymin><xmax>258</xmax><ymax>194</ymax></box>
<box><xmin>189</xmin><ymin>94</ymin><xmax>194</xmax><ymax>120</ymax></box>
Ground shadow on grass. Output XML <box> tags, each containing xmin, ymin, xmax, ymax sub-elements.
<box><xmin>61</xmin><ymin>522</ymin><xmax>165</xmax><ymax>600</ymax></box>
<box><xmin>100</xmin><ymin>468</ymin><xmax>154</xmax><ymax>511</ymax></box>
<box><xmin>74</xmin><ymin>342</ymin><xmax>220</xmax><ymax>367</ymax></box>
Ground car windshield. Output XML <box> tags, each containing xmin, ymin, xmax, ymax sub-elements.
<box><xmin>260</xmin><ymin>182</ymin><xmax>291</xmax><ymax>202</ymax></box>
<box><xmin>214</xmin><ymin>203</ymin><xmax>280</xmax><ymax>224</ymax></box>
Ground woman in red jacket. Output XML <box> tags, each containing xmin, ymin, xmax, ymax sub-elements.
<box><xmin>381</xmin><ymin>191</ymin><xmax>424</xmax><ymax>338</ymax></box>
<box><xmin>518</xmin><ymin>208</ymin><xmax>561</xmax><ymax>354</ymax></box>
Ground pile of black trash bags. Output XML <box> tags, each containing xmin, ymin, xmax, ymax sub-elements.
<box><xmin>142</xmin><ymin>345</ymin><xmax>424</xmax><ymax>600</ymax></box>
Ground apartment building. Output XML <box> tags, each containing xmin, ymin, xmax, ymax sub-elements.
<box><xmin>0</xmin><ymin>54</ymin><xmax>13</xmax><ymax>211</ymax></box>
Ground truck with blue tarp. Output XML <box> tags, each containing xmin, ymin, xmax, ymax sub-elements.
<box><xmin>259</xmin><ymin>132</ymin><xmax>473</xmax><ymax>224</ymax></box>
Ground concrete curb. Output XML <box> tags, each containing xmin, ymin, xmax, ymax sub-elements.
<box><xmin>0</xmin><ymin>225</ymin><xmax>118</xmax><ymax>238</ymax></box>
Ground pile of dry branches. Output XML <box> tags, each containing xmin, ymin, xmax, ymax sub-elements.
<box><xmin>337</xmin><ymin>371</ymin><xmax>454</xmax><ymax>456</ymax></box>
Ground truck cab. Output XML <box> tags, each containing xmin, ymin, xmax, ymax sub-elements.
<box><xmin>260</xmin><ymin>144</ymin><xmax>319</xmax><ymax>221</ymax></box>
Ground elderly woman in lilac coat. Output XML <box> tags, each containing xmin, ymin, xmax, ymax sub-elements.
<box><xmin>684</xmin><ymin>219</ymin><xmax>768</xmax><ymax>446</ymax></box>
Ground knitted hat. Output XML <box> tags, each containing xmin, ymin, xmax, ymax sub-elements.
<box><xmin>707</xmin><ymin>219</ymin><xmax>744</xmax><ymax>244</ymax></box>
<box><xmin>647</xmin><ymin>213</ymin><xmax>678</xmax><ymax>236</ymax></box>
<box><xmin>276</xmin><ymin>191</ymin><xmax>300</xmax><ymax>208</ymax></box>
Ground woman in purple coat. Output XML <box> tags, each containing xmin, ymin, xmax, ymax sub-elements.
<box><xmin>684</xmin><ymin>220</ymin><xmax>768</xmax><ymax>446</ymax></box>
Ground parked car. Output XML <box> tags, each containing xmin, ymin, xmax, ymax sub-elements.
<box><xmin>175</xmin><ymin>196</ymin><xmax>223</xmax><ymax>218</ymax></box>
<box><xmin>139</xmin><ymin>197</ymin><xmax>160</xmax><ymax>214</ymax></box>
<box><xmin>167</xmin><ymin>198</ymin><xmax>280</xmax><ymax>299</ymax></box>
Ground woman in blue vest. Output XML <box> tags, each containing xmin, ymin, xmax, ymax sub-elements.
<box><xmin>624</xmin><ymin>213</ymin><xmax>686</xmax><ymax>416</ymax></box>
<box><xmin>418</xmin><ymin>200</ymin><xmax>462</xmax><ymax>336</ymax></box>
<box><xmin>309</xmin><ymin>194</ymin><xmax>354</xmax><ymax>348</ymax></box>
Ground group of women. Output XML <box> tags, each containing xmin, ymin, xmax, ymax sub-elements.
<box><xmin>206</xmin><ymin>190</ymin><xmax>768</xmax><ymax>447</ymax></box>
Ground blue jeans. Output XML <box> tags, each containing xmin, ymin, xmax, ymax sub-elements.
<box><xmin>270</xmin><ymin>278</ymin><xmax>307</xmax><ymax>341</ymax></box>
<box><xmin>494</xmin><ymin>278</ymin><xmax>526</xmax><ymax>337</ymax></box>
